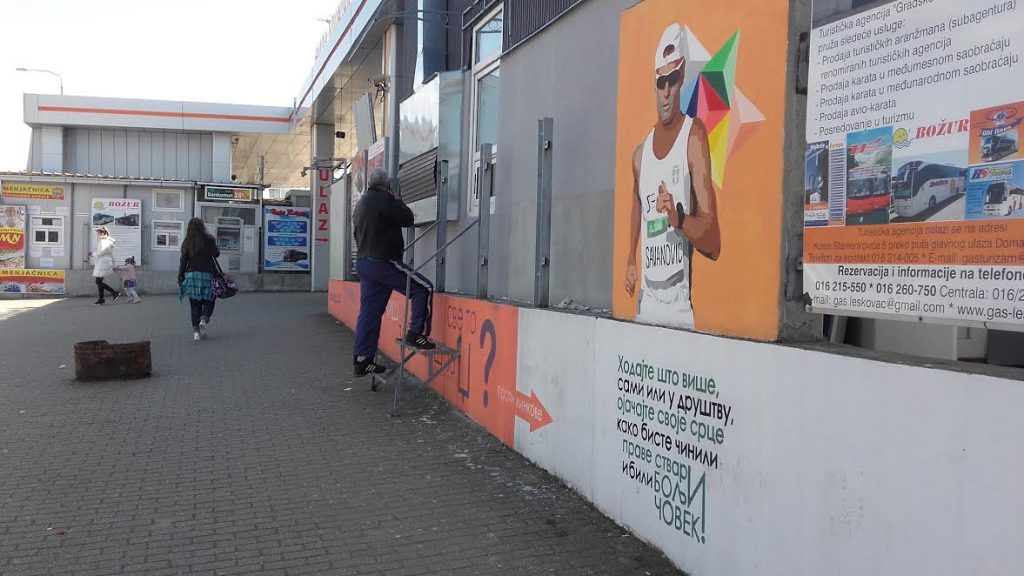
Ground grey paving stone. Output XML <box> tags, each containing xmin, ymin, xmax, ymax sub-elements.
<box><xmin>0</xmin><ymin>295</ymin><xmax>682</xmax><ymax>575</ymax></box>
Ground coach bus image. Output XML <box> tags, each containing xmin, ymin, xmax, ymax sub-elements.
<box><xmin>805</xmin><ymin>147</ymin><xmax>828</xmax><ymax>204</ymax></box>
<box><xmin>892</xmin><ymin>160</ymin><xmax>965</xmax><ymax>219</ymax></box>
<box><xmin>983</xmin><ymin>181</ymin><xmax>1024</xmax><ymax>217</ymax></box>
<box><xmin>982</xmin><ymin>132</ymin><xmax>1018</xmax><ymax>163</ymax></box>
<box><xmin>847</xmin><ymin>171</ymin><xmax>891</xmax><ymax>220</ymax></box>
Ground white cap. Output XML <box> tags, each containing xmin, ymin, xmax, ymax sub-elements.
<box><xmin>655</xmin><ymin>23</ymin><xmax>687</xmax><ymax>71</ymax></box>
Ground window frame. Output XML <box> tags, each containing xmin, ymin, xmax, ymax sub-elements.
<box><xmin>152</xmin><ymin>219</ymin><xmax>185</xmax><ymax>251</ymax></box>
<box><xmin>29</xmin><ymin>215</ymin><xmax>64</xmax><ymax>248</ymax></box>
<box><xmin>468</xmin><ymin>4</ymin><xmax>504</xmax><ymax>217</ymax></box>
<box><xmin>152</xmin><ymin>188</ymin><xmax>184</xmax><ymax>212</ymax></box>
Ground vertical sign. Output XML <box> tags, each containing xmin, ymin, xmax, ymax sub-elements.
<box><xmin>0</xmin><ymin>205</ymin><xmax>26</xmax><ymax>268</ymax></box>
<box><xmin>264</xmin><ymin>206</ymin><xmax>311</xmax><ymax>271</ymax></box>
<box><xmin>91</xmin><ymin>198</ymin><xmax>142</xmax><ymax>265</ymax></box>
<box><xmin>316</xmin><ymin>168</ymin><xmax>331</xmax><ymax>243</ymax></box>
<box><xmin>805</xmin><ymin>0</ymin><xmax>1024</xmax><ymax>327</ymax></box>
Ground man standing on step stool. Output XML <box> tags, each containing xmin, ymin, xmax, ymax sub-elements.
<box><xmin>352</xmin><ymin>168</ymin><xmax>436</xmax><ymax>377</ymax></box>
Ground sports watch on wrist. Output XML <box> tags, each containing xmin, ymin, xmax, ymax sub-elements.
<box><xmin>675</xmin><ymin>202</ymin><xmax>687</xmax><ymax>229</ymax></box>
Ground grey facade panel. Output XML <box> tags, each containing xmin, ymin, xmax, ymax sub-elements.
<box><xmin>200</xmin><ymin>134</ymin><xmax>213</xmax><ymax>182</ymax></box>
<box><xmin>101</xmin><ymin>130</ymin><xmax>116</xmax><ymax>175</ymax></box>
<box><xmin>141</xmin><ymin>132</ymin><xmax>155</xmax><ymax>178</ymax></box>
<box><xmin>176</xmin><ymin>133</ymin><xmax>189</xmax><ymax>180</ymax></box>
<box><xmin>114</xmin><ymin>130</ymin><xmax>129</xmax><ymax>177</ymax></box>
<box><xmin>162</xmin><ymin>132</ymin><xmax>176</xmax><ymax>178</ymax></box>
<box><xmin>88</xmin><ymin>129</ymin><xmax>102</xmax><ymax>174</ymax></box>
<box><xmin>188</xmin><ymin>134</ymin><xmax>202</xmax><ymax>181</ymax></box>
<box><xmin>127</xmin><ymin>131</ymin><xmax>140</xmax><ymax>177</ymax></box>
<box><xmin>490</xmin><ymin>0</ymin><xmax>625</xmax><ymax>309</ymax></box>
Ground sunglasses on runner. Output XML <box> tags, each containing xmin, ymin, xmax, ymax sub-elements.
<box><xmin>655</xmin><ymin>61</ymin><xmax>684</xmax><ymax>90</ymax></box>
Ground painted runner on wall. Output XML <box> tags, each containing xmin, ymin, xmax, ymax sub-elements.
<box><xmin>612</xmin><ymin>0</ymin><xmax>789</xmax><ymax>341</ymax></box>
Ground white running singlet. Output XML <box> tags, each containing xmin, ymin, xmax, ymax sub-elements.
<box><xmin>637</xmin><ymin>117</ymin><xmax>694</xmax><ymax>329</ymax></box>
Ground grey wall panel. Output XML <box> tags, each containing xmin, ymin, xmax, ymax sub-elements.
<box><xmin>114</xmin><ymin>130</ymin><xmax>129</xmax><ymax>177</ymax></box>
<box><xmin>188</xmin><ymin>134</ymin><xmax>202</xmax><ymax>180</ymax></box>
<box><xmin>127</xmin><ymin>131</ymin><xmax>140</xmax><ymax>177</ymax></box>
<box><xmin>65</xmin><ymin>129</ymin><xmax>79</xmax><ymax>172</ymax></box>
<box><xmin>492</xmin><ymin>0</ymin><xmax>627</xmax><ymax>309</ymax></box>
<box><xmin>88</xmin><ymin>130</ymin><xmax>102</xmax><ymax>174</ymax></box>
<box><xmin>162</xmin><ymin>132</ymin><xmax>176</xmax><ymax>178</ymax></box>
<box><xmin>175</xmin><ymin>134</ymin><xmax>189</xmax><ymax>180</ymax></box>
<box><xmin>201</xmin><ymin>134</ymin><xmax>213</xmax><ymax>181</ymax></box>
<box><xmin>101</xmin><ymin>130</ymin><xmax>116</xmax><ymax>175</ymax></box>
<box><xmin>139</xmin><ymin>132</ymin><xmax>153</xmax><ymax>178</ymax></box>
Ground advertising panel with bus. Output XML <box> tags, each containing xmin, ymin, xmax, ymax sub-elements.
<box><xmin>805</xmin><ymin>0</ymin><xmax>1024</xmax><ymax>328</ymax></box>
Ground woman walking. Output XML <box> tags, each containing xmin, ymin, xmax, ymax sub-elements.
<box><xmin>92</xmin><ymin>226</ymin><xmax>119</xmax><ymax>305</ymax></box>
<box><xmin>178</xmin><ymin>218</ymin><xmax>220</xmax><ymax>341</ymax></box>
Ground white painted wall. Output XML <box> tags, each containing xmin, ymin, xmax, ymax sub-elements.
<box><xmin>515</xmin><ymin>308</ymin><xmax>1024</xmax><ymax>576</ymax></box>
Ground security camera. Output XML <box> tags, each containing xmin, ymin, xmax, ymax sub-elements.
<box><xmin>300</xmin><ymin>168</ymin><xmax>308</xmax><ymax>178</ymax></box>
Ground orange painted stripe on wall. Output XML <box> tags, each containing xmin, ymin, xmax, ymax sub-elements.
<box><xmin>38</xmin><ymin>106</ymin><xmax>291</xmax><ymax>123</ymax></box>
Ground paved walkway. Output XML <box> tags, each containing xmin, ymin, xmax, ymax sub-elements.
<box><xmin>0</xmin><ymin>294</ymin><xmax>682</xmax><ymax>576</ymax></box>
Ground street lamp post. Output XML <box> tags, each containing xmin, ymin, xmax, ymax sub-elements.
<box><xmin>15</xmin><ymin>67</ymin><xmax>63</xmax><ymax>95</ymax></box>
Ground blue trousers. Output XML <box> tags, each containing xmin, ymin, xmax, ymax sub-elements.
<box><xmin>353</xmin><ymin>259</ymin><xmax>433</xmax><ymax>359</ymax></box>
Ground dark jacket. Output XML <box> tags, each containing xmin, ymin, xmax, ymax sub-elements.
<box><xmin>178</xmin><ymin>235</ymin><xmax>221</xmax><ymax>282</ymax></box>
<box><xmin>353</xmin><ymin>186</ymin><xmax>414</xmax><ymax>261</ymax></box>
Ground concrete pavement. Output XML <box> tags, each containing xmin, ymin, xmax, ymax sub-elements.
<box><xmin>0</xmin><ymin>294</ymin><xmax>682</xmax><ymax>575</ymax></box>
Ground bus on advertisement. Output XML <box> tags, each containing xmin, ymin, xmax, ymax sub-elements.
<box><xmin>982</xmin><ymin>132</ymin><xmax>1018</xmax><ymax>163</ymax></box>
<box><xmin>805</xmin><ymin>147</ymin><xmax>828</xmax><ymax>204</ymax></box>
<box><xmin>892</xmin><ymin>161</ymin><xmax>965</xmax><ymax>218</ymax></box>
<box><xmin>847</xmin><ymin>171</ymin><xmax>891</xmax><ymax>217</ymax></box>
<box><xmin>983</xmin><ymin>181</ymin><xmax>1024</xmax><ymax>217</ymax></box>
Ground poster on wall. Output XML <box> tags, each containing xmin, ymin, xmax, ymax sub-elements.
<box><xmin>1</xmin><ymin>182</ymin><xmax>65</xmax><ymax>201</ymax></box>
<box><xmin>264</xmin><ymin>206</ymin><xmax>311</xmax><ymax>271</ymax></box>
<box><xmin>805</xmin><ymin>0</ymin><xmax>1024</xmax><ymax>327</ymax></box>
<box><xmin>612</xmin><ymin>0</ymin><xmax>787</xmax><ymax>341</ymax></box>
<box><xmin>0</xmin><ymin>269</ymin><xmax>64</xmax><ymax>295</ymax></box>
<box><xmin>0</xmin><ymin>205</ymin><xmax>26</xmax><ymax>268</ymax></box>
<box><xmin>91</xmin><ymin>198</ymin><xmax>141</xmax><ymax>265</ymax></box>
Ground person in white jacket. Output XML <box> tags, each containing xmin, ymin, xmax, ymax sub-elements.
<box><xmin>91</xmin><ymin>226</ymin><xmax>120</xmax><ymax>305</ymax></box>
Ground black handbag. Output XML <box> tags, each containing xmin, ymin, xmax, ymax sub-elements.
<box><xmin>212</xmin><ymin>258</ymin><xmax>238</xmax><ymax>299</ymax></box>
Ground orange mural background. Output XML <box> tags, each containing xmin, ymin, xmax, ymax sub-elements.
<box><xmin>611</xmin><ymin>0</ymin><xmax>789</xmax><ymax>341</ymax></box>
<box><xmin>329</xmin><ymin>280</ymin><xmax>542</xmax><ymax>446</ymax></box>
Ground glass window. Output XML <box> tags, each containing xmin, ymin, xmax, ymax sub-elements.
<box><xmin>813</xmin><ymin>0</ymin><xmax>893</xmax><ymax>26</ymax></box>
<box><xmin>29</xmin><ymin>215</ymin><xmax>63</xmax><ymax>247</ymax></box>
<box><xmin>474</xmin><ymin>68</ymin><xmax>501</xmax><ymax>151</ymax></box>
<box><xmin>475</xmin><ymin>10</ymin><xmax>503</xmax><ymax>65</ymax></box>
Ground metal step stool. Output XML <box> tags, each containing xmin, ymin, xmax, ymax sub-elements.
<box><xmin>368</xmin><ymin>336</ymin><xmax>461</xmax><ymax>415</ymax></box>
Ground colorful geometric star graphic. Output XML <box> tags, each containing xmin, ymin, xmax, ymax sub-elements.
<box><xmin>679</xmin><ymin>29</ymin><xmax>765</xmax><ymax>188</ymax></box>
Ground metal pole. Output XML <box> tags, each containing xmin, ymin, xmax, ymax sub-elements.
<box><xmin>477</xmin><ymin>144</ymin><xmax>492</xmax><ymax>299</ymax></box>
<box><xmin>435</xmin><ymin>160</ymin><xmax>449</xmax><ymax>293</ymax></box>
<box><xmin>534</xmin><ymin>117</ymin><xmax>553</xmax><ymax>308</ymax></box>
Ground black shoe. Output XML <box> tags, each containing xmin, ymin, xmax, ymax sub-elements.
<box><xmin>354</xmin><ymin>358</ymin><xmax>387</xmax><ymax>377</ymax></box>
<box><xmin>111</xmin><ymin>292</ymin><xmax>120</xmax><ymax>303</ymax></box>
<box><xmin>94</xmin><ymin>300</ymin><xmax>104</xmax><ymax>306</ymax></box>
<box><xmin>404</xmin><ymin>331</ymin><xmax>436</xmax><ymax>350</ymax></box>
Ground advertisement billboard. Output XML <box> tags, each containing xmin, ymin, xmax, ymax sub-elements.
<box><xmin>0</xmin><ymin>269</ymin><xmax>64</xmax><ymax>295</ymax></box>
<box><xmin>1</xmin><ymin>183</ymin><xmax>65</xmax><ymax>201</ymax></box>
<box><xmin>612</xmin><ymin>0</ymin><xmax>788</xmax><ymax>341</ymax></box>
<box><xmin>91</xmin><ymin>198</ymin><xmax>142</xmax><ymax>265</ymax></box>
<box><xmin>264</xmin><ymin>206</ymin><xmax>311</xmax><ymax>271</ymax></box>
<box><xmin>0</xmin><ymin>205</ymin><xmax>26</xmax><ymax>269</ymax></box>
<box><xmin>805</xmin><ymin>0</ymin><xmax>1024</xmax><ymax>328</ymax></box>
